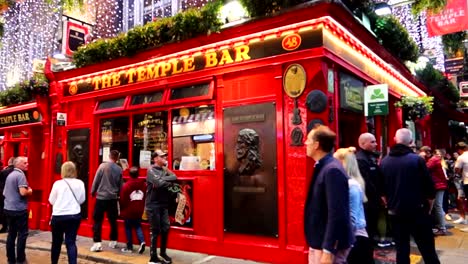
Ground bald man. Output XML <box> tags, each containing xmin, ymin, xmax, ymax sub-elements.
<box><xmin>380</xmin><ymin>128</ymin><xmax>439</xmax><ymax>264</ymax></box>
<box><xmin>356</xmin><ymin>133</ymin><xmax>382</xmax><ymax>246</ymax></box>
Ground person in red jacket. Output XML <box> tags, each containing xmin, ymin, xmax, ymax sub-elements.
<box><xmin>427</xmin><ymin>149</ymin><xmax>448</xmax><ymax>235</ymax></box>
<box><xmin>120</xmin><ymin>166</ymin><xmax>146</xmax><ymax>253</ymax></box>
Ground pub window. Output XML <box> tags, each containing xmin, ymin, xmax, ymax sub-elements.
<box><xmin>96</xmin><ymin>97</ymin><xmax>127</xmax><ymax>111</ymax></box>
<box><xmin>169</xmin><ymin>83</ymin><xmax>212</xmax><ymax>102</ymax></box>
<box><xmin>133</xmin><ymin>111</ymin><xmax>168</xmax><ymax>169</ymax></box>
<box><xmin>172</xmin><ymin>105</ymin><xmax>215</xmax><ymax>171</ymax></box>
<box><xmin>100</xmin><ymin>117</ymin><xmax>129</xmax><ymax>166</ymax></box>
<box><xmin>131</xmin><ymin>91</ymin><xmax>164</xmax><ymax>106</ymax></box>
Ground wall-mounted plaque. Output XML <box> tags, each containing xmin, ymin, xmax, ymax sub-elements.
<box><xmin>306</xmin><ymin>90</ymin><xmax>328</xmax><ymax>113</ymax></box>
<box><xmin>283</xmin><ymin>64</ymin><xmax>306</xmax><ymax>98</ymax></box>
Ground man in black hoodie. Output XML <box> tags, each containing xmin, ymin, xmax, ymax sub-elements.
<box><xmin>146</xmin><ymin>150</ymin><xmax>177</xmax><ymax>264</ymax></box>
<box><xmin>380</xmin><ymin>128</ymin><xmax>439</xmax><ymax>264</ymax></box>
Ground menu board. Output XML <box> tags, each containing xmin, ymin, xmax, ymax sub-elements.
<box><xmin>133</xmin><ymin>112</ymin><xmax>168</xmax><ymax>167</ymax></box>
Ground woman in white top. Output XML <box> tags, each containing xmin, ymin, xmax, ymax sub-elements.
<box><xmin>48</xmin><ymin>161</ymin><xmax>86</xmax><ymax>264</ymax></box>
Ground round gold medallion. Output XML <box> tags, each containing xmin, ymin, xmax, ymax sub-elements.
<box><xmin>179</xmin><ymin>108</ymin><xmax>190</xmax><ymax>117</ymax></box>
<box><xmin>283</xmin><ymin>64</ymin><xmax>306</xmax><ymax>98</ymax></box>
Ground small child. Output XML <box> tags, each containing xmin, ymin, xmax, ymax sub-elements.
<box><xmin>119</xmin><ymin>166</ymin><xmax>146</xmax><ymax>253</ymax></box>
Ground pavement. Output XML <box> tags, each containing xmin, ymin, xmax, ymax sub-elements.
<box><xmin>0</xmin><ymin>229</ymin><xmax>262</xmax><ymax>264</ymax></box>
<box><xmin>1</xmin><ymin>213</ymin><xmax>468</xmax><ymax>263</ymax></box>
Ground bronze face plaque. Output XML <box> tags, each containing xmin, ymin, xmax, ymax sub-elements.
<box><xmin>283</xmin><ymin>64</ymin><xmax>306</xmax><ymax>98</ymax></box>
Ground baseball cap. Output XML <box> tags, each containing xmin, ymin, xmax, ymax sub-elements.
<box><xmin>151</xmin><ymin>149</ymin><xmax>168</xmax><ymax>159</ymax></box>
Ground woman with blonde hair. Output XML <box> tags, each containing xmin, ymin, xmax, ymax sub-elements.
<box><xmin>48</xmin><ymin>161</ymin><xmax>86</xmax><ymax>264</ymax></box>
<box><xmin>334</xmin><ymin>147</ymin><xmax>374</xmax><ymax>264</ymax></box>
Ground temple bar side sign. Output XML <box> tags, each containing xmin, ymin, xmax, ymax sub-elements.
<box><xmin>364</xmin><ymin>84</ymin><xmax>389</xmax><ymax>116</ymax></box>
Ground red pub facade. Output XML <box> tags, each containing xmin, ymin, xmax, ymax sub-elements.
<box><xmin>42</xmin><ymin>2</ymin><xmax>429</xmax><ymax>263</ymax></box>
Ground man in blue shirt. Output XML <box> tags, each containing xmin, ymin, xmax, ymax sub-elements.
<box><xmin>3</xmin><ymin>156</ymin><xmax>32</xmax><ymax>264</ymax></box>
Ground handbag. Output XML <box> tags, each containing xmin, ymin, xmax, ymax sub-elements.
<box><xmin>63</xmin><ymin>179</ymin><xmax>80</xmax><ymax>205</ymax></box>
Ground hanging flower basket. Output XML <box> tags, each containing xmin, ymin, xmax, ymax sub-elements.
<box><xmin>395</xmin><ymin>96</ymin><xmax>434</xmax><ymax>121</ymax></box>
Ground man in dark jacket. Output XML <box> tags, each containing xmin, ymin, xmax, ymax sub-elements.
<box><xmin>304</xmin><ymin>125</ymin><xmax>354</xmax><ymax>264</ymax></box>
<box><xmin>356</xmin><ymin>133</ymin><xmax>384</xmax><ymax>246</ymax></box>
<box><xmin>380</xmin><ymin>128</ymin><xmax>439</xmax><ymax>264</ymax></box>
<box><xmin>0</xmin><ymin>157</ymin><xmax>14</xmax><ymax>233</ymax></box>
<box><xmin>146</xmin><ymin>150</ymin><xmax>177</xmax><ymax>264</ymax></box>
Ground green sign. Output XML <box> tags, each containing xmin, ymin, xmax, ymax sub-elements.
<box><xmin>365</xmin><ymin>84</ymin><xmax>388</xmax><ymax>116</ymax></box>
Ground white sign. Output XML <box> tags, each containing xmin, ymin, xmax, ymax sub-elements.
<box><xmin>57</xmin><ymin>112</ymin><xmax>67</xmax><ymax>126</ymax></box>
<box><xmin>459</xmin><ymin>81</ymin><xmax>468</xmax><ymax>98</ymax></box>
<box><xmin>364</xmin><ymin>84</ymin><xmax>389</xmax><ymax>116</ymax></box>
<box><xmin>102</xmin><ymin>147</ymin><xmax>110</xmax><ymax>162</ymax></box>
<box><xmin>139</xmin><ymin>150</ymin><xmax>152</xmax><ymax>168</ymax></box>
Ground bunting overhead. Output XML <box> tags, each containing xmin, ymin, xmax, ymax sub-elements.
<box><xmin>426</xmin><ymin>0</ymin><xmax>468</xmax><ymax>37</ymax></box>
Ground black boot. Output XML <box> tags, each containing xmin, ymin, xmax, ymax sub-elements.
<box><xmin>149</xmin><ymin>234</ymin><xmax>162</xmax><ymax>264</ymax></box>
<box><xmin>159</xmin><ymin>232</ymin><xmax>172</xmax><ymax>264</ymax></box>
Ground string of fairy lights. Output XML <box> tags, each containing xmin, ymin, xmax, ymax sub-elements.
<box><xmin>0</xmin><ymin>0</ymin><xmax>447</xmax><ymax>89</ymax></box>
<box><xmin>0</xmin><ymin>0</ymin><xmax>213</xmax><ymax>89</ymax></box>
<box><xmin>0</xmin><ymin>0</ymin><xmax>61</xmax><ymax>90</ymax></box>
<box><xmin>391</xmin><ymin>2</ymin><xmax>445</xmax><ymax>72</ymax></box>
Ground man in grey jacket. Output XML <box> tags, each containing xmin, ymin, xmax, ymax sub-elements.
<box><xmin>146</xmin><ymin>149</ymin><xmax>177</xmax><ymax>264</ymax></box>
<box><xmin>90</xmin><ymin>150</ymin><xmax>123</xmax><ymax>252</ymax></box>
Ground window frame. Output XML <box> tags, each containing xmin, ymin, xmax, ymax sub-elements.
<box><xmin>166</xmin><ymin>80</ymin><xmax>214</xmax><ymax>106</ymax></box>
<box><xmin>94</xmin><ymin>96</ymin><xmax>130</xmax><ymax>115</ymax></box>
<box><xmin>127</xmin><ymin>89</ymin><xmax>168</xmax><ymax>111</ymax></box>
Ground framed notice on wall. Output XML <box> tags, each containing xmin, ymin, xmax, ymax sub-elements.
<box><xmin>339</xmin><ymin>72</ymin><xmax>364</xmax><ymax>113</ymax></box>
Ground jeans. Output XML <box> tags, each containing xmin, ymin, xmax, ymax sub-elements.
<box><xmin>390</xmin><ymin>209</ymin><xmax>440</xmax><ymax>264</ymax></box>
<box><xmin>124</xmin><ymin>219</ymin><xmax>145</xmax><ymax>250</ymax></box>
<box><xmin>147</xmin><ymin>207</ymin><xmax>170</xmax><ymax>258</ymax></box>
<box><xmin>434</xmin><ymin>190</ymin><xmax>446</xmax><ymax>231</ymax></box>
<box><xmin>5</xmin><ymin>209</ymin><xmax>28</xmax><ymax>264</ymax></box>
<box><xmin>92</xmin><ymin>199</ymin><xmax>118</xmax><ymax>242</ymax></box>
<box><xmin>51</xmin><ymin>214</ymin><xmax>81</xmax><ymax>264</ymax></box>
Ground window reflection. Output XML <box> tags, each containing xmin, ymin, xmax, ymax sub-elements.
<box><xmin>100</xmin><ymin>117</ymin><xmax>129</xmax><ymax>165</ymax></box>
<box><xmin>172</xmin><ymin>106</ymin><xmax>215</xmax><ymax>170</ymax></box>
<box><xmin>133</xmin><ymin>112</ymin><xmax>168</xmax><ymax>168</ymax></box>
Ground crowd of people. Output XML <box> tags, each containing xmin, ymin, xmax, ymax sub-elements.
<box><xmin>0</xmin><ymin>149</ymin><xmax>177</xmax><ymax>264</ymax></box>
<box><xmin>0</xmin><ymin>125</ymin><xmax>467</xmax><ymax>264</ymax></box>
<box><xmin>304</xmin><ymin>125</ymin><xmax>468</xmax><ymax>264</ymax></box>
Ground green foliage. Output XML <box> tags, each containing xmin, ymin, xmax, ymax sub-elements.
<box><xmin>0</xmin><ymin>0</ymin><xmax>83</xmax><ymax>11</ymax></box>
<box><xmin>373</xmin><ymin>15</ymin><xmax>419</xmax><ymax>62</ymax></box>
<box><xmin>442</xmin><ymin>31</ymin><xmax>467</xmax><ymax>57</ymax></box>
<box><xmin>239</xmin><ymin>0</ymin><xmax>307</xmax><ymax>17</ymax></box>
<box><xmin>415</xmin><ymin>63</ymin><xmax>460</xmax><ymax>103</ymax></box>
<box><xmin>412</xmin><ymin>0</ymin><xmax>447</xmax><ymax>15</ymax></box>
<box><xmin>0</xmin><ymin>74</ymin><xmax>49</xmax><ymax>107</ymax></box>
<box><xmin>73</xmin><ymin>1</ymin><xmax>223</xmax><ymax>68</ymax></box>
<box><xmin>395</xmin><ymin>95</ymin><xmax>434</xmax><ymax>120</ymax></box>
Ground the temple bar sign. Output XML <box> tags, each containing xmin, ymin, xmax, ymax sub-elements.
<box><xmin>364</xmin><ymin>84</ymin><xmax>389</xmax><ymax>116</ymax></box>
<box><xmin>62</xmin><ymin>29</ymin><xmax>323</xmax><ymax>96</ymax></box>
<box><xmin>0</xmin><ymin>109</ymin><xmax>42</xmax><ymax>128</ymax></box>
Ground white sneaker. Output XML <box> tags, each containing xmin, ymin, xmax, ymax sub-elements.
<box><xmin>445</xmin><ymin>214</ymin><xmax>453</xmax><ymax>221</ymax></box>
<box><xmin>453</xmin><ymin>218</ymin><xmax>466</xmax><ymax>224</ymax></box>
<box><xmin>109</xmin><ymin>240</ymin><xmax>117</xmax><ymax>249</ymax></box>
<box><xmin>90</xmin><ymin>242</ymin><xmax>102</xmax><ymax>252</ymax></box>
